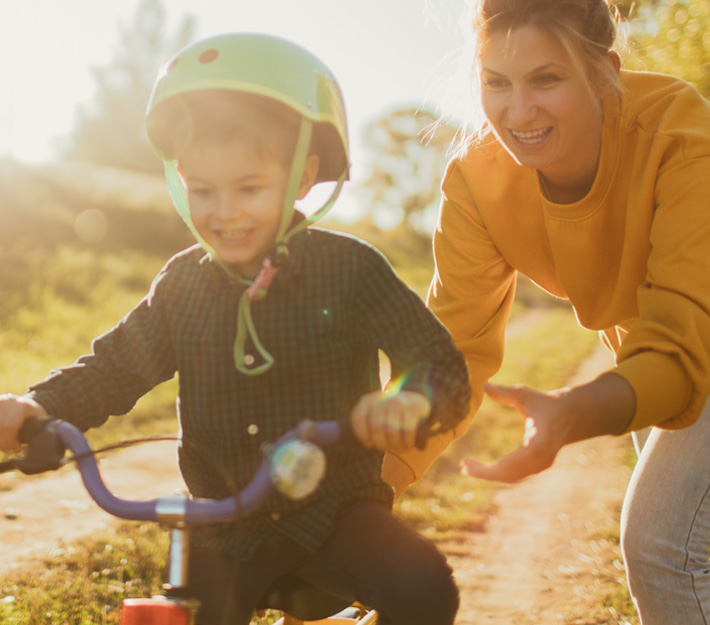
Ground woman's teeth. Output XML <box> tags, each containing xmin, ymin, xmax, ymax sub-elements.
<box><xmin>510</xmin><ymin>128</ymin><xmax>550</xmax><ymax>145</ymax></box>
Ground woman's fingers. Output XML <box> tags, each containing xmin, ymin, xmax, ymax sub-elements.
<box><xmin>466</xmin><ymin>383</ymin><xmax>564</xmax><ymax>482</ymax></box>
<box><xmin>461</xmin><ymin>443</ymin><xmax>557</xmax><ymax>483</ymax></box>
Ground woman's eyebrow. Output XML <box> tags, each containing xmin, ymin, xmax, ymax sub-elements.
<box><xmin>481</xmin><ymin>62</ymin><xmax>565</xmax><ymax>77</ymax></box>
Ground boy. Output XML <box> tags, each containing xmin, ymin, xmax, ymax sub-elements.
<box><xmin>0</xmin><ymin>34</ymin><xmax>470</xmax><ymax>625</ymax></box>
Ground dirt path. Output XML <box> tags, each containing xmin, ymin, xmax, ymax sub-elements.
<box><xmin>446</xmin><ymin>344</ymin><xmax>633</xmax><ymax>625</ymax></box>
<box><xmin>0</xmin><ymin>336</ymin><xmax>634</xmax><ymax>623</ymax></box>
<box><xmin>0</xmin><ymin>440</ymin><xmax>184</xmax><ymax>573</ymax></box>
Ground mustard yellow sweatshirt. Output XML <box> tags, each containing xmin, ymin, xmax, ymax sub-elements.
<box><xmin>400</xmin><ymin>69</ymin><xmax>710</xmax><ymax>480</ymax></box>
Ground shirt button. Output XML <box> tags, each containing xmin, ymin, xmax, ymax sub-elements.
<box><xmin>247</xmin><ymin>424</ymin><xmax>259</xmax><ymax>435</ymax></box>
<box><xmin>271</xmin><ymin>512</ymin><xmax>280</xmax><ymax>521</ymax></box>
<box><xmin>243</xmin><ymin>354</ymin><xmax>255</xmax><ymax>366</ymax></box>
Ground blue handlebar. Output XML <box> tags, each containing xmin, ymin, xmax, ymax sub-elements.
<box><xmin>26</xmin><ymin>419</ymin><xmax>344</xmax><ymax>526</ymax></box>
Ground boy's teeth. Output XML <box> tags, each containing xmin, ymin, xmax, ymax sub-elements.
<box><xmin>221</xmin><ymin>229</ymin><xmax>249</xmax><ymax>240</ymax></box>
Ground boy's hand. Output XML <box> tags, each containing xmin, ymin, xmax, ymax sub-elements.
<box><xmin>349</xmin><ymin>390</ymin><xmax>431</xmax><ymax>453</ymax></box>
<box><xmin>0</xmin><ymin>394</ymin><xmax>49</xmax><ymax>453</ymax></box>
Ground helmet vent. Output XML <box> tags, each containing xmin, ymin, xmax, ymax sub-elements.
<box><xmin>198</xmin><ymin>49</ymin><xmax>219</xmax><ymax>64</ymax></box>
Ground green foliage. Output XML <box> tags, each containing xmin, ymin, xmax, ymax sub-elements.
<box><xmin>626</xmin><ymin>0</ymin><xmax>710</xmax><ymax>97</ymax></box>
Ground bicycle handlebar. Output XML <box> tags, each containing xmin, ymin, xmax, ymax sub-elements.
<box><xmin>7</xmin><ymin>418</ymin><xmax>347</xmax><ymax>526</ymax></box>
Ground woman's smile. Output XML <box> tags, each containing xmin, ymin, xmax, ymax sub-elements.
<box><xmin>508</xmin><ymin>126</ymin><xmax>552</xmax><ymax>146</ymax></box>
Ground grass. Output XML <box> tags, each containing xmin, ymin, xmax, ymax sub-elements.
<box><xmin>0</xmin><ymin>524</ymin><xmax>168</xmax><ymax>625</ymax></box>
<box><xmin>582</xmin><ymin>504</ymin><xmax>639</xmax><ymax>625</ymax></box>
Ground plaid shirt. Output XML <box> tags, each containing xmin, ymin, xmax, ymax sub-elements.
<box><xmin>28</xmin><ymin>226</ymin><xmax>470</xmax><ymax>559</ymax></box>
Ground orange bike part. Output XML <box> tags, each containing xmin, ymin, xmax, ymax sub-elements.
<box><xmin>120</xmin><ymin>598</ymin><xmax>192</xmax><ymax>625</ymax></box>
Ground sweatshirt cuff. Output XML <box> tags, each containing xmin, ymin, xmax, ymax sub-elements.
<box><xmin>615</xmin><ymin>351</ymin><xmax>691</xmax><ymax>431</ymax></box>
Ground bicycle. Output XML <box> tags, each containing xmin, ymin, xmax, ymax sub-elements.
<box><xmin>1</xmin><ymin>417</ymin><xmax>379</xmax><ymax>625</ymax></box>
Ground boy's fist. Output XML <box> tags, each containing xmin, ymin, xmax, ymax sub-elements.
<box><xmin>0</xmin><ymin>394</ymin><xmax>49</xmax><ymax>452</ymax></box>
<box><xmin>349</xmin><ymin>390</ymin><xmax>431</xmax><ymax>452</ymax></box>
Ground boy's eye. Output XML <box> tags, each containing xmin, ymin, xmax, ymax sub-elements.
<box><xmin>190</xmin><ymin>188</ymin><xmax>214</xmax><ymax>199</ymax></box>
<box><xmin>241</xmin><ymin>184</ymin><xmax>267</xmax><ymax>194</ymax></box>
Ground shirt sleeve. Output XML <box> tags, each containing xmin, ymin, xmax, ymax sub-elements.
<box><xmin>349</xmin><ymin>237</ymin><xmax>472</xmax><ymax>479</ymax></box>
<box><xmin>25</xmin><ymin>263</ymin><xmax>178</xmax><ymax>431</ymax></box>
<box><xmin>615</xmin><ymin>139</ymin><xmax>710</xmax><ymax>431</ymax></box>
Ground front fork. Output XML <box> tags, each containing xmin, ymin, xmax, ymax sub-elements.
<box><xmin>120</xmin><ymin>495</ymin><xmax>200</xmax><ymax>624</ymax></box>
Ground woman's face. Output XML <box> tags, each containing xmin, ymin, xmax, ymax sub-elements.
<box><xmin>479</xmin><ymin>24</ymin><xmax>605</xmax><ymax>189</ymax></box>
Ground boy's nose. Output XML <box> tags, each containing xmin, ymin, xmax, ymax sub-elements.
<box><xmin>215</xmin><ymin>195</ymin><xmax>242</xmax><ymax>219</ymax></box>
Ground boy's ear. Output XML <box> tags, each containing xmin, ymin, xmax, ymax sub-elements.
<box><xmin>297</xmin><ymin>154</ymin><xmax>320</xmax><ymax>199</ymax></box>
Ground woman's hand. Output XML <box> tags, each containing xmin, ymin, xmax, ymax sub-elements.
<box><xmin>0</xmin><ymin>394</ymin><xmax>49</xmax><ymax>453</ymax></box>
<box><xmin>350</xmin><ymin>390</ymin><xmax>431</xmax><ymax>453</ymax></box>
<box><xmin>462</xmin><ymin>374</ymin><xmax>635</xmax><ymax>483</ymax></box>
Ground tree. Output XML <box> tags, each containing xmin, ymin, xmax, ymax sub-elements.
<box><xmin>357</xmin><ymin>108</ymin><xmax>457</xmax><ymax>237</ymax></box>
<box><xmin>66</xmin><ymin>0</ymin><xmax>195</xmax><ymax>173</ymax></box>
<box><xmin>625</xmin><ymin>0</ymin><xmax>710</xmax><ymax>98</ymax></box>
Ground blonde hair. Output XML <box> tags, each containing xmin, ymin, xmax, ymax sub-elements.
<box><xmin>455</xmin><ymin>0</ymin><xmax>625</xmax><ymax>153</ymax></box>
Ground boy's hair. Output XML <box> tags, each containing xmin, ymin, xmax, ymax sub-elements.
<box><xmin>148</xmin><ymin>90</ymin><xmax>319</xmax><ymax>170</ymax></box>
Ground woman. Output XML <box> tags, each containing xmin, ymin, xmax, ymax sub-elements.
<box><xmin>386</xmin><ymin>0</ymin><xmax>710</xmax><ymax>623</ymax></box>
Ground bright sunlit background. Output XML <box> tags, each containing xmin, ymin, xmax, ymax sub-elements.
<box><xmin>0</xmin><ymin>0</ymin><xmax>471</xmax><ymax>171</ymax></box>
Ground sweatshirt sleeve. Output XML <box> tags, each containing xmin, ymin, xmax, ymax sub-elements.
<box><xmin>395</xmin><ymin>158</ymin><xmax>517</xmax><ymax>479</ymax></box>
<box><xmin>615</xmin><ymin>126</ymin><xmax>710</xmax><ymax>431</ymax></box>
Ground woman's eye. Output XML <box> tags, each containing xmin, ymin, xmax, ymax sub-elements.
<box><xmin>533</xmin><ymin>74</ymin><xmax>560</xmax><ymax>86</ymax></box>
<box><xmin>482</xmin><ymin>77</ymin><xmax>508</xmax><ymax>90</ymax></box>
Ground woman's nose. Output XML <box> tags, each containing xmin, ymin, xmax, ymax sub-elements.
<box><xmin>507</xmin><ymin>86</ymin><xmax>537</xmax><ymax>126</ymax></box>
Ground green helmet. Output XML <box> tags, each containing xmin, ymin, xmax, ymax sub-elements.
<box><xmin>145</xmin><ymin>32</ymin><xmax>349</xmax><ymax>183</ymax></box>
<box><xmin>145</xmin><ymin>33</ymin><xmax>351</xmax><ymax>376</ymax></box>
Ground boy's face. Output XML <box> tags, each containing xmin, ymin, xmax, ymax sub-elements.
<box><xmin>180</xmin><ymin>139</ymin><xmax>295</xmax><ymax>278</ymax></box>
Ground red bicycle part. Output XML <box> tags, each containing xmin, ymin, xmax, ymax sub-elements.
<box><xmin>120</xmin><ymin>597</ymin><xmax>193</xmax><ymax>625</ymax></box>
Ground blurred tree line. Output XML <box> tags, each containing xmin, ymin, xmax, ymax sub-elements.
<box><xmin>623</xmin><ymin>0</ymin><xmax>710</xmax><ymax>95</ymax></box>
<box><xmin>66</xmin><ymin>0</ymin><xmax>194</xmax><ymax>174</ymax></box>
<box><xmin>65</xmin><ymin>0</ymin><xmax>710</xmax><ymax>237</ymax></box>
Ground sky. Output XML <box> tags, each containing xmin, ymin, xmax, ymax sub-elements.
<box><xmin>0</xmin><ymin>0</ymin><xmax>474</xmax><ymax>224</ymax></box>
<box><xmin>0</xmin><ymin>0</ymin><xmax>471</xmax><ymax>162</ymax></box>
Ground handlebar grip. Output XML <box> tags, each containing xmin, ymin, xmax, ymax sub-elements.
<box><xmin>18</xmin><ymin>416</ymin><xmax>52</xmax><ymax>444</ymax></box>
<box><xmin>16</xmin><ymin>417</ymin><xmax>66</xmax><ymax>475</ymax></box>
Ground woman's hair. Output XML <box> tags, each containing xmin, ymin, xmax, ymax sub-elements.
<box><xmin>453</xmin><ymin>0</ymin><xmax>625</xmax><ymax>152</ymax></box>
